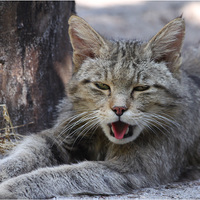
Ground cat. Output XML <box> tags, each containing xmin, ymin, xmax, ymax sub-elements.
<box><xmin>0</xmin><ymin>15</ymin><xmax>200</xmax><ymax>199</ymax></box>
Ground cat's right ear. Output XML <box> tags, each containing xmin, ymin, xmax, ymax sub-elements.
<box><xmin>68</xmin><ymin>15</ymin><xmax>110</xmax><ymax>72</ymax></box>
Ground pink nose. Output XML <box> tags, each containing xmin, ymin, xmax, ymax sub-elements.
<box><xmin>112</xmin><ymin>106</ymin><xmax>127</xmax><ymax>116</ymax></box>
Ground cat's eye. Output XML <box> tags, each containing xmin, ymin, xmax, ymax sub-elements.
<box><xmin>133</xmin><ymin>85</ymin><xmax>150</xmax><ymax>92</ymax></box>
<box><xmin>95</xmin><ymin>82</ymin><xmax>110</xmax><ymax>90</ymax></box>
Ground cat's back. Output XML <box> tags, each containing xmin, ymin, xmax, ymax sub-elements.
<box><xmin>182</xmin><ymin>45</ymin><xmax>200</xmax><ymax>87</ymax></box>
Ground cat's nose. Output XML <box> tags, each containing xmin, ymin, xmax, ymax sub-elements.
<box><xmin>112</xmin><ymin>106</ymin><xmax>128</xmax><ymax>116</ymax></box>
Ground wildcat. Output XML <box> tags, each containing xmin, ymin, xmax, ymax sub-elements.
<box><xmin>0</xmin><ymin>15</ymin><xmax>200</xmax><ymax>199</ymax></box>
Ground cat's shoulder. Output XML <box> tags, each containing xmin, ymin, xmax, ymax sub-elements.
<box><xmin>182</xmin><ymin>45</ymin><xmax>200</xmax><ymax>86</ymax></box>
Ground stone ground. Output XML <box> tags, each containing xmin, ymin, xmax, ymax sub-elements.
<box><xmin>59</xmin><ymin>1</ymin><xmax>200</xmax><ymax>199</ymax></box>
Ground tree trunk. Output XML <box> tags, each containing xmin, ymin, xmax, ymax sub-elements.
<box><xmin>0</xmin><ymin>1</ymin><xmax>75</xmax><ymax>135</ymax></box>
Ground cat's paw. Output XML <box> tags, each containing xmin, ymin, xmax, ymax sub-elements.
<box><xmin>0</xmin><ymin>177</ymin><xmax>30</xmax><ymax>199</ymax></box>
<box><xmin>0</xmin><ymin>184</ymin><xmax>17</xmax><ymax>199</ymax></box>
<box><xmin>0</xmin><ymin>191</ymin><xmax>16</xmax><ymax>199</ymax></box>
<box><xmin>0</xmin><ymin>172</ymin><xmax>54</xmax><ymax>199</ymax></box>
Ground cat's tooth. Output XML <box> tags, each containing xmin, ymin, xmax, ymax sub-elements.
<box><xmin>125</xmin><ymin>127</ymin><xmax>129</xmax><ymax>135</ymax></box>
<box><xmin>111</xmin><ymin>126</ymin><xmax>114</xmax><ymax>133</ymax></box>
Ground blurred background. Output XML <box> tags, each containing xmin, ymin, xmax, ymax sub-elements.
<box><xmin>0</xmin><ymin>1</ymin><xmax>199</xmax><ymax>144</ymax></box>
<box><xmin>76</xmin><ymin>0</ymin><xmax>200</xmax><ymax>49</ymax></box>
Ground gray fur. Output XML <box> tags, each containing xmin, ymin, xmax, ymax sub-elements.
<box><xmin>0</xmin><ymin>15</ymin><xmax>200</xmax><ymax>199</ymax></box>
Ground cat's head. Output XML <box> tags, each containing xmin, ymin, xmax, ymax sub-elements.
<box><xmin>67</xmin><ymin>15</ymin><xmax>185</xmax><ymax>144</ymax></box>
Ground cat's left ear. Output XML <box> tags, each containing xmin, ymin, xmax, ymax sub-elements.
<box><xmin>145</xmin><ymin>17</ymin><xmax>185</xmax><ymax>72</ymax></box>
<box><xmin>68</xmin><ymin>15</ymin><xmax>110</xmax><ymax>72</ymax></box>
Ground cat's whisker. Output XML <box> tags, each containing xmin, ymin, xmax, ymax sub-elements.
<box><xmin>140</xmin><ymin>119</ymin><xmax>160</xmax><ymax>136</ymax></box>
<box><xmin>59</xmin><ymin>111</ymin><xmax>100</xmax><ymax>146</ymax></box>
<box><xmin>148</xmin><ymin>113</ymin><xmax>180</xmax><ymax>129</ymax></box>
<box><xmin>58</xmin><ymin>111</ymin><xmax>99</xmax><ymax>139</ymax></box>
<box><xmin>158</xmin><ymin>113</ymin><xmax>181</xmax><ymax>128</ymax></box>
<box><xmin>71</xmin><ymin>118</ymin><xmax>101</xmax><ymax>148</ymax></box>
<box><xmin>141</xmin><ymin>118</ymin><xmax>169</xmax><ymax>137</ymax></box>
<box><xmin>68</xmin><ymin>118</ymin><xmax>101</xmax><ymax>148</ymax></box>
<box><xmin>71</xmin><ymin>117</ymin><xmax>99</xmax><ymax>138</ymax></box>
<box><xmin>59</xmin><ymin>112</ymin><xmax>87</xmax><ymax>126</ymax></box>
<box><xmin>140</xmin><ymin>112</ymin><xmax>178</xmax><ymax>137</ymax></box>
<box><xmin>144</xmin><ymin>116</ymin><xmax>170</xmax><ymax>131</ymax></box>
<box><xmin>61</xmin><ymin>118</ymin><xmax>96</xmax><ymax>140</ymax></box>
<box><xmin>88</xmin><ymin>122</ymin><xmax>100</xmax><ymax>140</ymax></box>
<box><xmin>136</xmin><ymin>116</ymin><xmax>158</xmax><ymax>133</ymax></box>
<box><xmin>57</xmin><ymin>112</ymin><xmax>88</xmax><ymax>136</ymax></box>
<box><xmin>143</xmin><ymin>112</ymin><xmax>177</xmax><ymax>127</ymax></box>
<box><xmin>132</xmin><ymin>118</ymin><xmax>144</xmax><ymax>132</ymax></box>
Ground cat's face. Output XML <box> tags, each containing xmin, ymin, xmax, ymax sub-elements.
<box><xmin>67</xmin><ymin>16</ymin><xmax>185</xmax><ymax>144</ymax></box>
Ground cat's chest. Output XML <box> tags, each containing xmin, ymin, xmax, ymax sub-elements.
<box><xmin>82</xmin><ymin>130</ymin><xmax>109</xmax><ymax>161</ymax></box>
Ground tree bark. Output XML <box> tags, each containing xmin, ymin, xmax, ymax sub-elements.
<box><xmin>0</xmin><ymin>1</ymin><xmax>75</xmax><ymax>134</ymax></box>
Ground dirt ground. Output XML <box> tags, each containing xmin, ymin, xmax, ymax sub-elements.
<box><xmin>66</xmin><ymin>1</ymin><xmax>200</xmax><ymax>199</ymax></box>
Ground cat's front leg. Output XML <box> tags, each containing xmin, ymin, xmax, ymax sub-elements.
<box><xmin>0</xmin><ymin>160</ymin><xmax>140</xmax><ymax>199</ymax></box>
<box><xmin>0</xmin><ymin>131</ymin><xmax>69</xmax><ymax>183</ymax></box>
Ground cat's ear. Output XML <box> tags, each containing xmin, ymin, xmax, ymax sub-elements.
<box><xmin>145</xmin><ymin>17</ymin><xmax>185</xmax><ymax>72</ymax></box>
<box><xmin>68</xmin><ymin>15</ymin><xmax>110</xmax><ymax>72</ymax></box>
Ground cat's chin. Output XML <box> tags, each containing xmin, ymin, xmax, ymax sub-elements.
<box><xmin>103</xmin><ymin>124</ymin><xmax>142</xmax><ymax>145</ymax></box>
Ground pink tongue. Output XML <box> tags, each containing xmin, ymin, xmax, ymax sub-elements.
<box><xmin>111</xmin><ymin>121</ymin><xmax>129</xmax><ymax>140</ymax></box>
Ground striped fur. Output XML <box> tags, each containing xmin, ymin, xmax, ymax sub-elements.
<box><xmin>0</xmin><ymin>15</ymin><xmax>200</xmax><ymax>199</ymax></box>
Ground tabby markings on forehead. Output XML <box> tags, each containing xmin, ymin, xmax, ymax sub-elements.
<box><xmin>110</xmin><ymin>40</ymin><xmax>143</xmax><ymax>64</ymax></box>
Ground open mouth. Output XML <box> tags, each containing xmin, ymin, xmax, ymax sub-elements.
<box><xmin>109</xmin><ymin>121</ymin><xmax>135</xmax><ymax>140</ymax></box>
